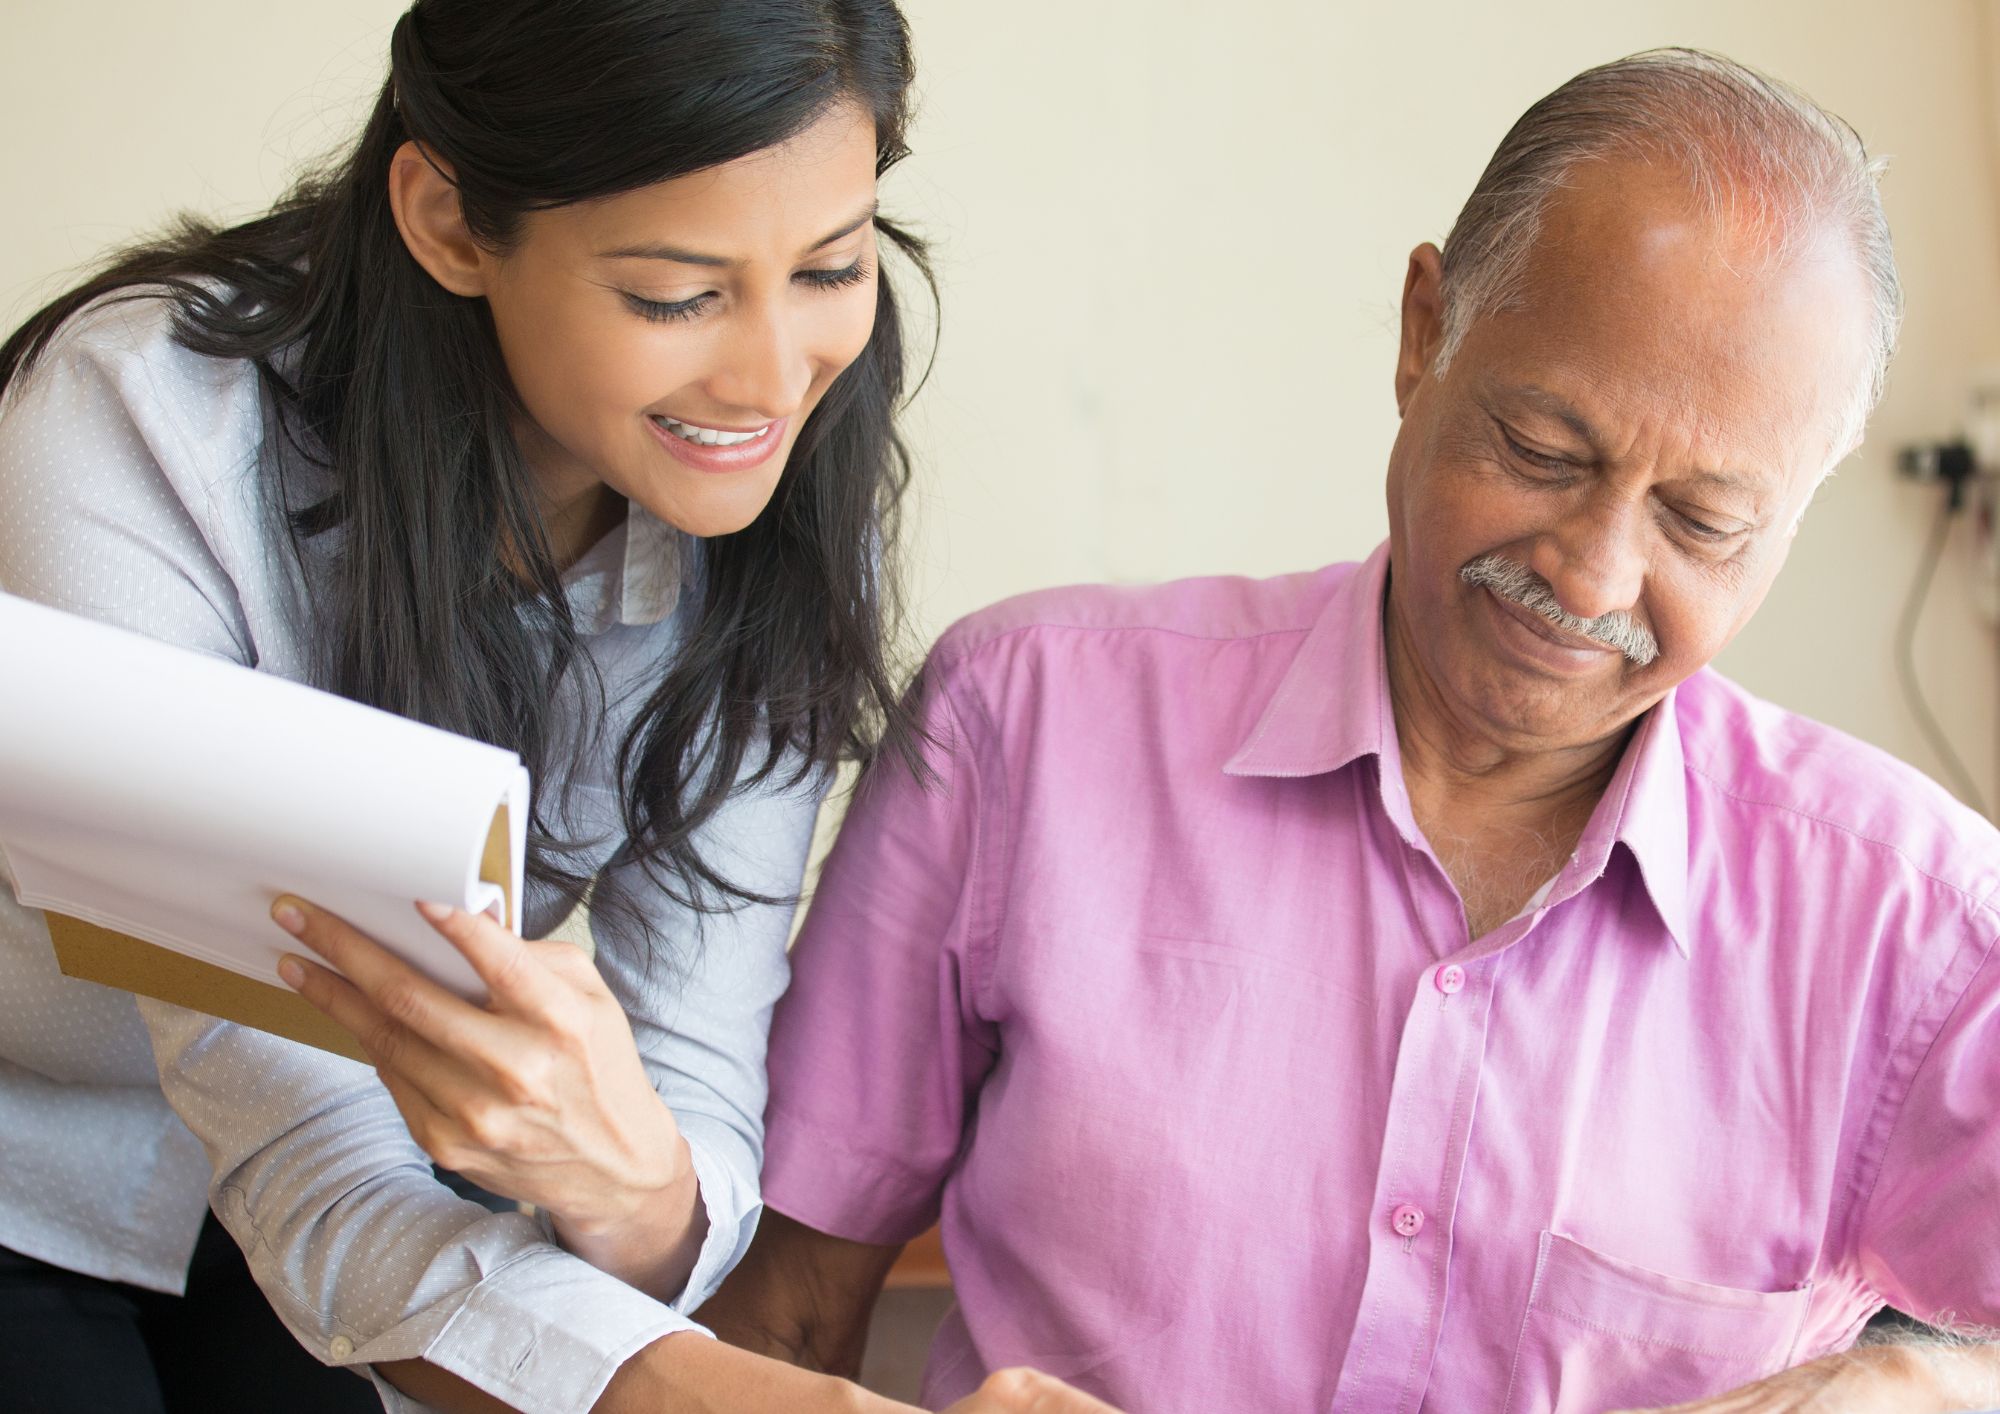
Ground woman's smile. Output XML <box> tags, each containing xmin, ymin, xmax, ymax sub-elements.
<box><xmin>645</xmin><ymin>411</ymin><xmax>789</xmax><ymax>473</ymax></box>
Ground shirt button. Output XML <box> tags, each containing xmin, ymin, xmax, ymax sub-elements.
<box><xmin>328</xmin><ymin>1335</ymin><xmax>355</xmax><ymax>1361</ymax></box>
<box><xmin>1391</xmin><ymin>1203</ymin><xmax>1426</xmax><ymax>1238</ymax></box>
<box><xmin>1434</xmin><ymin>964</ymin><xmax>1466</xmax><ymax>995</ymax></box>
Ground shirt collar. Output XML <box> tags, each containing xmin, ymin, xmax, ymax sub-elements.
<box><xmin>560</xmin><ymin>503</ymin><xmax>687</xmax><ymax>634</ymax></box>
<box><xmin>1572</xmin><ymin>686</ymin><xmax>1692</xmax><ymax>956</ymax></box>
<box><xmin>1223</xmin><ymin>540</ymin><xmax>1692</xmax><ymax>956</ymax></box>
<box><xmin>1223</xmin><ymin>541</ymin><xmax>1395</xmax><ymax>781</ymax></box>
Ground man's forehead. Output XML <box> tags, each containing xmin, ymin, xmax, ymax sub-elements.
<box><xmin>1477</xmin><ymin>161</ymin><xmax>1872</xmax><ymax>464</ymax></box>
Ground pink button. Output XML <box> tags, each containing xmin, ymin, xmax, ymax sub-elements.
<box><xmin>1435</xmin><ymin>964</ymin><xmax>1466</xmax><ymax>995</ymax></box>
<box><xmin>1391</xmin><ymin>1203</ymin><xmax>1425</xmax><ymax>1238</ymax></box>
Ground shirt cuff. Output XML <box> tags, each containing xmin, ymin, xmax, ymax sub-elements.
<box><xmin>351</xmin><ymin>1244</ymin><xmax>702</xmax><ymax>1414</ymax></box>
<box><xmin>343</xmin><ymin>1121</ymin><xmax>760</xmax><ymax>1412</ymax></box>
<box><xmin>762</xmin><ymin>1103</ymin><xmax>945</xmax><ymax>1245</ymax></box>
<box><xmin>670</xmin><ymin>1112</ymin><xmax>764</xmax><ymax>1314</ymax></box>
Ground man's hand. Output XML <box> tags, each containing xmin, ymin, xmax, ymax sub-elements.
<box><xmin>939</xmin><ymin>1368</ymin><xmax>1124</xmax><ymax>1413</ymax></box>
<box><xmin>1610</xmin><ymin>1339</ymin><xmax>2000</xmax><ymax>1412</ymax></box>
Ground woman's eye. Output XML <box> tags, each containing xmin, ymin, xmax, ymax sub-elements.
<box><xmin>622</xmin><ymin>290</ymin><xmax>717</xmax><ymax>324</ymax></box>
<box><xmin>796</xmin><ymin>260</ymin><xmax>871</xmax><ymax>291</ymax></box>
<box><xmin>621</xmin><ymin>263</ymin><xmax>870</xmax><ymax>323</ymax></box>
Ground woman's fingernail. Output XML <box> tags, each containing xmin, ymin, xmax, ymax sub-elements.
<box><xmin>278</xmin><ymin>956</ymin><xmax>306</xmax><ymax>987</ymax></box>
<box><xmin>415</xmin><ymin>900</ymin><xmax>454</xmax><ymax>924</ymax></box>
<box><xmin>272</xmin><ymin>901</ymin><xmax>306</xmax><ymax>936</ymax></box>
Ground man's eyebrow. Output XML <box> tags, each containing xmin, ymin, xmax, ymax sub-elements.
<box><xmin>597</xmin><ymin>202</ymin><xmax>880</xmax><ymax>267</ymax></box>
<box><xmin>1677</xmin><ymin>468</ymin><xmax>1763</xmax><ymax>497</ymax></box>
<box><xmin>1489</xmin><ymin>384</ymin><xmax>1764</xmax><ymax>495</ymax></box>
<box><xmin>1489</xmin><ymin>385</ymin><xmax>1599</xmax><ymax>445</ymax></box>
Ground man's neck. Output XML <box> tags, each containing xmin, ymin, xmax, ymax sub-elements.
<box><xmin>1385</xmin><ymin>594</ymin><xmax>1635</xmax><ymax>939</ymax></box>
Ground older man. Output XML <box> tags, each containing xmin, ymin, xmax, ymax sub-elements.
<box><xmin>703</xmin><ymin>49</ymin><xmax>2000</xmax><ymax>1413</ymax></box>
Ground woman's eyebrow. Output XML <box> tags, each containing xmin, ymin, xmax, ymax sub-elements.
<box><xmin>597</xmin><ymin>201</ymin><xmax>880</xmax><ymax>267</ymax></box>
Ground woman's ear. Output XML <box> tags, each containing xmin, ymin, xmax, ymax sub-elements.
<box><xmin>386</xmin><ymin>141</ymin><xmax>490</xmax><ymax>297</ymax></box>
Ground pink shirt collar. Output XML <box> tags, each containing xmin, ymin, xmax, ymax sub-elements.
<box><xmin>1225</xmin><ymin>541</ymin><xmax>1692</xmax><ymax>954</ymax></box>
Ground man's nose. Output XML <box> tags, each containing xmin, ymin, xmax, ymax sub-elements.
<box><xmin>703</xmin><ymin>301</ymin><xmax>813</xmax><ymax>421</ymax></box>
<box><xmin>1526</xmin><ymin>493</ymin><xmax>1646</xmax><ymax>622</ymax></box>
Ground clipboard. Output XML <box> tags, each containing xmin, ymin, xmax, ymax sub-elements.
<box><xmin>42</xmin><ymin>805</ymin><xmax>517</xmax><ymax>1063</ymax></box>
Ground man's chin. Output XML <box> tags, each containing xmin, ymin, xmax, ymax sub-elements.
<box><xmin>1447</xmin><ymin>656</ymin><xmax>1634</xmax><ymax>749</ymax></box>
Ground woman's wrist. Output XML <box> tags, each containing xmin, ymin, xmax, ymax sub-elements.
<box><xmin>552</xmin><ymin>1123</ymin><xmax>708</xmax><ymax>1300</ymax></box>
<box><xmin>554</xmin><ymin>1106</ymin><xmax>698</xmax><ymax>1238</ymax></box>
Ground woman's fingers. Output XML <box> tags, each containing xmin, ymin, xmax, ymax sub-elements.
<box><xmin>279</xmin><ymin>948</ymin><xmax>537</xmax><ymax>1178</ymax></box>
<box><xmin>278</xmin><ymin>950</ymin><xmax>460</xmax><ymax>1082</ymax></box>
<box><xmin>370</xmin><ymin>1061</ymin><xmax>470</xmax><ymax>1170</ymax></box>
<box><xmin>414</xmin><ymin>899</ymin><xmax>579</xmax><ymax>1019</ymax></box>
<box><xmin>270</xmin><ymin>894</ymin><xmax>677</xmax><ymax>1230</ymax></box>
<box><xmin>273</xmin><ymin>896</ymin><xmax>520</xmax><ymax>1071</ymax></box>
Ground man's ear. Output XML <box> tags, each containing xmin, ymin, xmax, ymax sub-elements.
<box><xmin>386</xmin><ymin>141</ymin><xmax>489</xmax><ymax>297</ymax></box>
<box><xmin>1395</xmin><ymin>242</ymin><xmax>1447</xmax><ymax>417</ymax></box>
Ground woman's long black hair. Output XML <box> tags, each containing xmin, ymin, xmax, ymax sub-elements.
<box><xmin>0</xmin><ymin>0</ymin><xmax>929</xmax><ymax>941</ymax></box>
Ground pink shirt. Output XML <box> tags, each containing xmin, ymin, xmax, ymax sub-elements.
<box><xmin>760</xmin><ymin>545</ymin><xmax>2000</xmax><ymax>1413</ymax></box>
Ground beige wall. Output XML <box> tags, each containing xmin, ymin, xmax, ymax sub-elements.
<box><xmin>6</xmin><ymin>0</ymin><xmax>1997</xmax><ymax>807</ymax></box>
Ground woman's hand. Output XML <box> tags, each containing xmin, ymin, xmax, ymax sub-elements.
<box><xmin>271</xmin><ymin>895</ymin><xmax>707</xmax><ymax>1299</ymax></box>
<box><xmin>938</xmin><ymin>1369</ymin><xmax>1125</xmax><ymax>1413</ymax></box>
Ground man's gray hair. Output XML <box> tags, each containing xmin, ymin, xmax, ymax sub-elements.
<box><xmin>1435</xmin><ymin>48</ymin><xmax>1902</xmax><ymax>456</ymax></box>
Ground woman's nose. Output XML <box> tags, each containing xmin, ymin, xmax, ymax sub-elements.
<box><xmin>702</xmin><ymin>302</ymin><xmax>813</xmax><ymax>421</ymax></box>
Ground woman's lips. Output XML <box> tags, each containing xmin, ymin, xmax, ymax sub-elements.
<box><xmin>646</xmin><ymin>414</ymin><xmax>789</xmax><ymax>474</ymax></box>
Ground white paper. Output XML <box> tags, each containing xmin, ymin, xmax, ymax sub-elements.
<box><xmin>0</xmin><ymin>592</ymin><xmax>531</xmax><ymax>1000</ymax></box>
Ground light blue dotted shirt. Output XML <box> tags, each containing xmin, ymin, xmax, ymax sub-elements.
<box><xmin>0</xmin><ymin>294</ymin><xmax>817</xmax><ymax>1412</ymax></box>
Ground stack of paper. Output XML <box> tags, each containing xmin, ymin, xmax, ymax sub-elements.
<box><xmin>0</xmin><ymin>592</ymin><xmax>530</xmax><ymax>1058</ymax></box>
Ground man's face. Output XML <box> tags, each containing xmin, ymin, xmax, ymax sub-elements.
<box><xmin>1384</xmin><ymin>158</ymin><xmax>1877</xmax><ymax>753</ymax></box>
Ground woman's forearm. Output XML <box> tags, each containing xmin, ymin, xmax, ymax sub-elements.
<box><xmin>380</xmin><ymin>1332</ymin><xmax>904</xmax><ymax>1414</ymax></box>
<box><xmin>594</xmin><ymin>1330</ymin><xmax>904</xmax><ymax>1414</ymax></box>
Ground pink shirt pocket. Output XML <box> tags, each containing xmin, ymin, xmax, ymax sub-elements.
<box><xmin>1501</xmin><ymin>1231</ymin><xmax>1814</xmax><ymax>1414</ymax></box>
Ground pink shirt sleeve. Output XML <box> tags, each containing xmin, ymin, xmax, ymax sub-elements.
<box><xmin>1855</xmin><ymin>928</ymin><xmax>2000</xmax><ymax>1328</ymax></box>
<box><xmin>759</xmin><ymin>655</ymin><xmax>1001</xmax><ymax>1244</ymax></box>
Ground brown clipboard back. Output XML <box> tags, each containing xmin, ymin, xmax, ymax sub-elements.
<box><xmin>45</xmin><ymin>804</ymin><xmax>514</xmax><ymax>1062</ymax></box>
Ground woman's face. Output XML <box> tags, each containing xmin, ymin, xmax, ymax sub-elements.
<box><xmin>398</xmin><ymin>100</ymin><xmax>883</xmax><ymax>545</ymax></box>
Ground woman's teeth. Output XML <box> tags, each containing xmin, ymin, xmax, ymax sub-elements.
<box><xmin>652</xmin><ymin>416</ymin><xmax>771</xmax><ymax>447</ymax></box>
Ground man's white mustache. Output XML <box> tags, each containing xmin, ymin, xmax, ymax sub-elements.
<box><xmin>1459</xmin><ymin>555</ymin><xmax>1661</xmax><ymax>666</ymax></box>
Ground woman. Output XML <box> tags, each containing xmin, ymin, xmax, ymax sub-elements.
<box><xmin>0</xmin><ymin>3</ymin><xmax>1110</xmax><ymax>1411</ymax></box>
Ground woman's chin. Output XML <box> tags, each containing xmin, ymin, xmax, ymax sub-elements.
<box><xmin>631</xmin><ymin>473</ymin><xmax>784</xmax><ymax>540</ymax></box>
